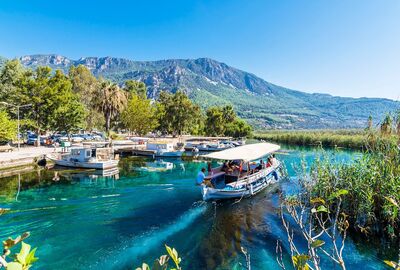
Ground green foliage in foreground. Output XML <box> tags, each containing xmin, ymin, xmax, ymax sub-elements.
<box><xmin>310</xmin><ymin>134</ymin><xmax>400</xmax><ymax>238</ymax></box>
<box><xmin>136</xmin><ymin>245</ymin><xmax>182</xmax><ymax>270</ymax></box>
<box><xmin>0</xmin><ymin>209</ymin><xmax>38</xmax><ymax>270</ymax></box>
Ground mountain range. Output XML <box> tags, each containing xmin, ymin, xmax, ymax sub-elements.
<box><xmin>2</xmin><ymin>54</ymin><xmax>398</xmax><ymax>129</ymax></box>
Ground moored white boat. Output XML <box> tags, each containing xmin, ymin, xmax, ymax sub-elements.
<box><xmin>199</xmin><ymin>143</ymin><xmax>282</xmax><ymax>201</ymax></box>
<box><xmin>47</xmin><ymin>147</ymin><xmax>119</xmax><ymax>169</ymax></box>
<box><xmin>185</xmin><ymin>142</ymin><xmax>234</xmax><ymax>152</ymax></box>
<box><xmin>146</xmin><ymin>142</ymin><xmax>184</xmax><ymax>157</ymax></box>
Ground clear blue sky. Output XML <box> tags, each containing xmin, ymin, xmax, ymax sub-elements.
<box><xmin>1</xmin><ymin>0</ymin><xmax>399</xmax><ymax>99</ymax></box>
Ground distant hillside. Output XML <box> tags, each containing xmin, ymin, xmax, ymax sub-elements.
<box><xmin>2</xmin><ymin>54</ymin><xmax>398</xmax><ymax>129</ymax></box>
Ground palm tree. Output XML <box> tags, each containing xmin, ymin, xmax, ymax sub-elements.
<box><xmin>94</xmin><ymin>80</ymin><xmax>127</xmax><ymax>133</ymax></box>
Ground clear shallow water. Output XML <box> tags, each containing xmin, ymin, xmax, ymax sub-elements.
<box><xmin>0</xmin><ymin>146</ymin><xmax>391</xmax><ymax>269</ymax></box>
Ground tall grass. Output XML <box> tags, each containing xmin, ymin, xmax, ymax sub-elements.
<box><xmin>308</xmin><ymin>133</ymin><xmax>400</xmax><ymax>238</ymax></box>
<box><xmin>254</xmin><ymin>129</ymin><xmax>396</xmax><ymax>149</ymax></box>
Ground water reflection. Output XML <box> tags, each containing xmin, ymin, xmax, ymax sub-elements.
<box><xmin>196</xmin><ymin>185</ymin><xmax>281</xmax><ymax>269</ymax></box>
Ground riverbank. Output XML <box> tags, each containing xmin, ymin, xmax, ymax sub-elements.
<box><xmin>0</xmin><ymin>146</ymin><xmax>58</xmax><ymax>170</ymax></box>
<box><xmin>254</xmin><ymin>129</ymin><xmax>369</xmax><ymax>149</ymax></box>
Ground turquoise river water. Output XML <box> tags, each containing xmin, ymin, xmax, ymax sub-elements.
<box><xmin>0</xmin><ymin>145</ymin><xmax>393</xmax><ymax>269</ymax></box>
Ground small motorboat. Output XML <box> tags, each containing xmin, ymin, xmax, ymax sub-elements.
<box><xmin>199</xmin><ymin>143</ymin><xmax>282</xmax><ymax>201</ymax></box>
<box><xmin>47</xmin><ymin>147</ymin><xmax>119</xmax><ymax>169</ymax></box>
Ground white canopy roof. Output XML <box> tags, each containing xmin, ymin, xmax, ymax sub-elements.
<box><xmin>203</xmin><ymin>143</ymin><xmax>280</xmax><ymax>161</ymax></box>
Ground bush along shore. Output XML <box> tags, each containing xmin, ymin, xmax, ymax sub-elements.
<box><xmin>278</xmin><ymin>129</ymin><xmax>400</xmax><ymax>269</ymax></box>
<box><xmin>309</xmin><ymin>132</ymin><xmax>400</xmax><ymax>239</ymax></box>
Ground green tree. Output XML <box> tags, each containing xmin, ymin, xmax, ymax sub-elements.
<box><xmin>225</xmin><ymin>118</ymin><xmax>252</xmax><ymax>138</ymax></box>
<box><xmin>156</xmin><ymin>90</ymin><xmax>200</xmax><ymax>136</ymax></box>
<box><xmin>155</xmin><ymin>91</ymin><xmax>172</xmax><ymax>134</ymax></box>
<box><xmin>0</xmin><ymin>59</ymin><xmax>25</xmax><ymax>102</ymax></box>
<box><xmin>0</xmin><ymin>110</ymin><xmax>16</xmax><ymax>142</ymax></box>
<box><xmin>205</xmin><ymin>106</ymin><xmax>225</xmax><ymax>136</ymax></box>
<box><xmin>222</xmin><ymin>104</ymin><xmax>236</xmax><ymax>122</ymax></box>
<box><xmin>51</xmin><ymin>80</ymin><xmax>85</xmax><ymax>136</ymax></box>
<box><xmin>189</xmin><ymin>105</ymin><xmax>205</xmax><ymax>135</ymax></box>
<box><xmin>94</xmin><ymin>80</ymin><xmax>127</xmax><ymax>133</ymax></box>
<box><xmin>205</xmin><ymin>105</ymin><xmax>252</xmax><ymax>137</ymax></box>
<box><xmin>18</xmin><ymin>66</ymin><xmax>60</xmax><ymax>141</ymax></box>
<box><xmin>124</xmin><ymin>80</ymin><xmax>147</xmax><ymax>99</ymax></box>
<box><xmin>11</xmin><ymin>68</ymin><xmax>85</xmax><ymax>145</ymax></box>
<box><xmin>121</xmin><ymin>94</ymin><xmax>158</xmax><ymax>136</ymax></box>
<box><xmin>69</xmin><ymin>65</ymin><xmax>103</xmax><ymax>130</ymax></box>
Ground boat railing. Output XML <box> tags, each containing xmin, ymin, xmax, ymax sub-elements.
<box><xmin>235</xmin><ymin>161</ymin><xmax>280</xmax><ymax>185</ymax></box>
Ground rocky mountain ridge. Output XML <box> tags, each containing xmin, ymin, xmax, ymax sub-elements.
<box><xmin>2</xmin><ymin>54</ymin><xmax>398</xmax><ymax>129</ymax></box>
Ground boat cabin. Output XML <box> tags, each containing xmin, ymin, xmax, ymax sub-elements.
<box><xmin>63</xmin><ymin>147</ymin><xmax>114</xmax><ymax>162</ymax></box>
<box><xmin>146</xmin><ymin>142</ymin><xmax>175</xmax><ymax>152</ymax></box>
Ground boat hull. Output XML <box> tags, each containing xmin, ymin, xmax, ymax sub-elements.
<box><xmin>201</xmin><ymin>166</ymin><xmax>281</xmax><ymax>201</ymax></box>
<box><xmin>53</xmin><ymin>159</ymin><xmax>119</xmax><ymax>170</ymax></box>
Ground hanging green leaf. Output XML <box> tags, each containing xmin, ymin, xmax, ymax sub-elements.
<box><xmin>165</xmin><ymin>245</ymin><xmax>181</xmax><ymax>269</ymax></box>
<box><xmin>328</xmin><ymin>189</ymin><xmax>348</xmax><ymax>201</ymax></box>
<box><xmin>385</xmin><ymin>197</ymin><xmax>399</xmax><ymax>208</ymax></box>
<box><xmin>316</xmin><ymin>205</ymin><xmax>329</xmax><ymax>213</ymax></box>
<box><xmin>135</xmin><ymin>263</ymin><xmax>150</xmax><ymax>270</ymax></box>
<box><xmin>383</xmin><ymin>260</ymin><xmax>400</xmax><ymax>269</ymax></box>
<box><xmin>292</xmin><ymin>254</ymin><xmax>311</xmax><ymax>270</ymax></box>
<box><xmin>310</xmin><ymin>239</ymin><xmax>325</xmax><ymax>248</ymax></box>
<box><xmin>5</xmin><ymin>262</ymin><xmax>23</xmax><ymax>270</ymax></box>
<box><xmin>16</xmin><ymin>242</ymin><xmax>31</xmax><ymax>265</ymax></box>
<box><xmin>310</xmin><ymin>197</ymin><xmax>326</xmax><ymax>205</ymax></box>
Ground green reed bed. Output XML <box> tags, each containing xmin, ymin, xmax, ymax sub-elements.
<box><xmin>308</xmin><ymin>134</ymin><xmax>400</xmax><ymax>238</ymax></box>
<box><xmin>254</xmin><ymin>129</ymin><xmax>383</xmax><ymax>149</ymax></box>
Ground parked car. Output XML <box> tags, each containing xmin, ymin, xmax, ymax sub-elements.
<box><xmin>26</xmin><ymin>135</ymin><xmax>48</xmax><ymax>145</ymax></box>
<box><xmin>81</xmin><ymin>134</ymin><xmax>94</xmax><ymax>141</ymax></box>
<box><xmin>26</xmin><ymin>135</ymin><xmax>37</xmax><ymax>145</ymax></box>
<box><xmin>92</xmin><ymin>135</ymin><xmax>103</xmax><ymax>141</ymax></box>
<box><xmin>71</xmin><ymin>135</ymin><xmax>84</xmax><ymax>143</ymax></box>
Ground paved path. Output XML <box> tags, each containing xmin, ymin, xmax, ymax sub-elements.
<box><xmin>0</xmin><ymin>146</ymin><xmax>59</xmax><ymax>162</ymax></box>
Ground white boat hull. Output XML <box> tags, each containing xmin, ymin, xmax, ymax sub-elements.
<box><xmin>53</xmin><ymin>159</ymin><xmax>119</xmax><ymax>170</ymax></box>
<box><xmin>201</xmin><ymin>165</ymin><xmax>281</xmax><ymax>201</ymax></box>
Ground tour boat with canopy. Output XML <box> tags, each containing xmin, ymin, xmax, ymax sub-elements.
<box><xmin>200</xmin><ymin>143</ymin><xmax>282</xmax><ymax>201</ymax></box>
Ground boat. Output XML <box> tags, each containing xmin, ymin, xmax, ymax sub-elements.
<box><xmin>184</xmin><ymin>142</ymin><xmax>235</xmax><ymax>152</ymax></box>
<box><xmin>145</xmin><ymin>142</ymin><xmax>184</xmax><ymax>157</ymax></box>
<box><xmin>199</xmin><ymin>143</ymin><xmax>282</xmax><ymax>201</ymax></box>
<box><xmin>47</xmin><ymin>147</ymin><xmax>119</xmax><ymax>169</ymax></box>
